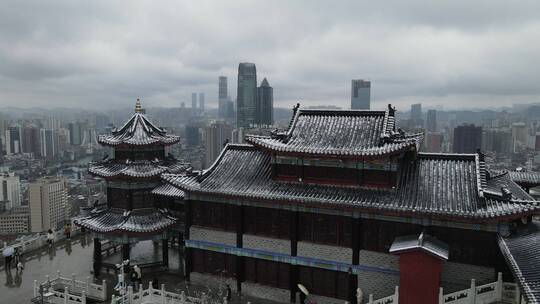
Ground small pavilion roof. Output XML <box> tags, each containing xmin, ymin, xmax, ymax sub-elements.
<box><xmin>98</xmin><ymin>102</ymin><xmax>179</xmax><ymax>146</ymax></box>
<box><xmin>245</xmin><ymin>104</ymin><xmax>422</xmax><ymax>158</ymax></box>
<box><xmin>162</xmin><ymin>144</ymin><xmax>540</xmax><ymax>221</ymax></box>
<box><xmin>74</xmin><ymin>208</ymin><xmax>176</xmax><ymax>234</ymax></box>
<box><xmin>389</xmin><ymin>232</ymin><xmax>449</xmax><ymax>260</ymax></box>
<box><xmin>89</xmin><ymin>160</ymin><xmax>190</xmax><ymax>179</ymax></box>
<box><xmin>498</xmin><ymin>222</ymin><xmax>540</xmax><ymax>304</ymax></box>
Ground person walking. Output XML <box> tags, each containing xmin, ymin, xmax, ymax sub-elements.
<box><xmin>64</xmin><ymin>223</ymin><xmax>72</xmax><ymax>240</ymax></box>
<box><xmin>226</xmin><ymin>284</ymin><xmax>232</xmax><ymax>303</ymax></box>
<box><xmin>46</xmin><ymin>229</ymin><xmax>55</xmax><ymax>247</ymax></box>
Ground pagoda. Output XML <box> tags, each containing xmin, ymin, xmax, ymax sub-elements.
<box><xmin>75</xmin><ymin>100</ymin><xmax>190</xmax><ymax>275</ymax></box>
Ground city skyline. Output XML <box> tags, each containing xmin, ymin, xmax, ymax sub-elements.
<box><xmin>1</xmin><ymin>1</ymin><xmax>540</xmax><ymax>110</ymax></box>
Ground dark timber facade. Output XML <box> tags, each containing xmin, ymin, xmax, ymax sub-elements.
<box><xmin>158</xmin><ymin>104</ymin><xmax>540</xmax><ymax>303</ymax></box>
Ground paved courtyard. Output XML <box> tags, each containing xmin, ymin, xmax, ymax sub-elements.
<box><xmin>0</xmin><ymin>233</ymin><xmax>281</xmax><ymax>304</ymax></box>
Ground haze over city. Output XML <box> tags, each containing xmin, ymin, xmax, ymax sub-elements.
<box><xmin>1</xmin><ymin>0</ymin><xmax>540</xmax><ymax>110</ymax></box>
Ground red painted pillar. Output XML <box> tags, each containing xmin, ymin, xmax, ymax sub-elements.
<box><xmin>389</xmin><ymin>233</ymin><xmax>448</xmax><ymax>304</ymax></box>
<box><xmin>398</xmin><ymin>251</ymin><xmax>443</xmax><ymax>304</ymax></box>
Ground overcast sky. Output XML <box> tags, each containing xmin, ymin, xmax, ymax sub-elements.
<box><xmin>1</xmin><ymin>0</ymin><xmax>539</xmax><ymax>111</ymax></box>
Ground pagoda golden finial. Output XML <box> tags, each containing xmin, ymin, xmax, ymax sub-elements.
<box><xmin>135</xmin><ymin>98</ymin><xmax>142</xmax><ymax>113</ymax></box>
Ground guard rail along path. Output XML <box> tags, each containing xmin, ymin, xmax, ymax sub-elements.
<box><xmin>369</xmin><ymin>272</ymin><xmax>526</xmax><ymax>304</ymax></box>
<box><xmin>111</xmin><ymin>281</ymin><xmax>232</xmax><ymax>304</ymax></box>
<box><xmin>34</xmin><ymin>271</ymin><xmax>107</xmax><ymax>302</ymax></box>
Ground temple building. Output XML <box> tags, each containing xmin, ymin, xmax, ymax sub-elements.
<box><xmin>75</xmin><ymin>100</ymin><xmax>190</xmax><ymax>274</ymax></box>
<box><xmin>159</xmin><ymin>104</ymin><xmax>540</xmax><ymax>304</ymax></box>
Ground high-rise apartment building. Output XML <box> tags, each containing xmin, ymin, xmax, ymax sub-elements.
<box><xmin>22</xmin><ymin>125</ymin><xmax>40</xmax><ymax>155</ymax></box>
<box><xmin>199</xmin><ymin>93</ymin><xmax>205</xmax><ymax>113</ymax></box>
<box><xmin>426</xmin><ymin>109</ymin><xmax>437</xmax><ymax>132</ymax></box>
<box><xmin>5</xmin><ymin>126</ymin><xmax>21</xmax><ymax>155</ymax></box>
<box><xmin>483</xmin><ymin>128</ymin><xmax>512</xmax><ymax>156</ymax></box>
<box><xmin>453</xmin><ymin>124</ymin><xmax>482</xmax><ymax>153</ymax></box>
<box><xmin>237</xmin><ymin>63</ymin><xmax>258</xmax><ymax>128</ymax></box>
<box><xmin>218</xmin><ymin>76</ymin><xmax>228</xmax><ymax>118</ymax></box>
<box><xmin>40</xmin><ymin>128</ymin><xmax>58</xmax><ymax>158</ymax></box>
<box><xmin>511</xmin><ymin>122</ymin><xmax>528</xmax><ymax>153</ymax></box>
<box><xmin>68</xmin><ymin>122</ymin><xmax>83</xmax><ymax>146</ymax></box>
<box><xmin>204</xmin><ymin>121</ymin><xmax>232</xmax><ymax>167</ymax></box>
<box><xmin>410</xmin><ymin>103</ymin><xmax>423</xmax><ymax>127</ymax></box>
<box><xmin>0</xmin><ymin>172</ymin><xmax>21</xmax><ymax>210</ymax></box>
<box><xmin>192</xmin><ymin>93</ymin><xmax>198</xmax><ymax>115</ymax></box>
<box><xmin>29</xmin><ymin>177</ymin><xmax>69</xmax><ymax>233</ymax></box>
<box><xmin>257</xmin><ymin>78</ymin><xmax>274</xmax><ymax>125</ymax></box>
<box><xmin>351</xmin><ymin>79</ymin><xmax>371</xmax><ymax>109</ymax></box>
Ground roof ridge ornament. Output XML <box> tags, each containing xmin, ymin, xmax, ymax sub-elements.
<box><xmin>135</xmin><ymin>98</ymin><xmax>143</xmax><ymax>113</ymax></box>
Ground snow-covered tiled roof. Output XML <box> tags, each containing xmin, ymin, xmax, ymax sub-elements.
<box><xmin>152</xmin><ymin>183</ymin><xmax>185</xmax><ymax>198</ymax></box>
<box><xmin>98</xmin><ymin>112</ymin><xmax>180</xmax><ymax>146</ymax></box>
<box><xmin>498</xmin><ymin>222</ymin><xmax>540</xmax><ymax>304</ymax></box>
<box><xmin>89</xmin><ymin>160</ymin><xmax>190</xmax><ymax>179</ymax></box>
<box><xmin>389</xmin><ymin>232</ymin><xmax>449</xmax><ymax>260</ymax></box>
<box><xmin>245</xmin><ymin>106</ymin><xmax>422</xmax><ymax>158</ymax></box>
<box><xmin>508</xmin><ymin>171</ymin><xmax>540</xmax><ymax>188</ymax></box>
<box><xmin>162</xmin><ymin>144</ymin><xmax>540</xmax><ymax>220</ymax></box>
<box><xmin>74</xmin><ymin>208</ymin><xmax>176</xmax><ymax>234</ymax></box>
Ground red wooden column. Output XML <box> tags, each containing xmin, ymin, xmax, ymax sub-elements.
<box><xmin>389</xmin><ymin>232</ymin><xmax>449</xmax><ymax>304</ymax></box>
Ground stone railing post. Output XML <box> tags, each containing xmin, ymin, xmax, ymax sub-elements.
<box><xmin>438</xmin><ymin>287</ymin><xmax>444</xmax><ymax>304</ymax></box>
<box><xmin>128</xmin><ymin>286</ymin><xmax>134</xmax><ymax>303</ymax></box>
<box><xmin>102</xmin><ymin>279</ymin><xmax>107</xmax><ymax>300</ymax></box>
<box><xmin>149</xmin><ymin>281</ymin><xmax>154</xmax><ymax>302</ymax></box>
<box><xmin>180</xmin><ymin>291</ymin><xmax>186</xmax><ymax>304</ymax></box>
<box><xmin>81</xmin><ymin>290</ymin><xmax>86</xmax><ymax>304</ymax></box>
<box><xmin>394</xmin><ymin>285</ymin><xmax>399</xmax><ymax>301</ymax></box>
<box><xmin>34</xmin><ymin>280</ymin><xmax>38</xmax><ymax>297</ymax></box>
<box><xmin>85</xmin><ymin>276</ymin><xmax>90</xmax><ymax>294</ymax></box>
<box><xmin>224</xmin><ymin>297</ymin><xmax>228</xmax><ymax>304</ymax></box>
<box><xmin>72</xmin><ymin>273</ymin><xmax>76</xmax><ymax>291</ymax></box>
<box><xmin>57</xmin><ymin>270</ymin><xmax>61</xmax><ymax>280</ymax></box>
<box><xmin>368</xmin><ymin>294</ymin><xmax>373</xmax><ymax>304</ymax></box>
<box><xmin>64</xmin><ymin>286</ymin><xmax>69</xmax><ymax>304</ymax></box>
<box><xmin>46</xmin><ymin>275</ymin><xmax>51</xmax><ymax>286</ymax></box>
<box><xmin>496</xmin><ymin>272</ymin><xmax>503</xmax><ymax>300</ymax></box>
<box><xmin>469</xmin><ymin>279</ymin><xmax>476</xmax><ymax>304</ymax></box>
<box><xmin>161</xmin><ymin>284</ymin><xmax>166</xmax><ymax>304</ymax></box>
<box><xmin>138</xmin><ymin>284</ymin><xmax>143</xmax><ymax>301</ymax></box>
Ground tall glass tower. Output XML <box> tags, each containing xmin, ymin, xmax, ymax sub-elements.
<box><xmin>351</xmin><ymin>79</ymin><xmax>371</xmax><ymax>110</ymax></box>
<box><xmin>237</xmin><ymin>63</ymin><xmax>257</xmax><ymax>128</ymax></box>
<box><xmin>257</xmin><ymin>78</ymin><xmax>273</xmax><ymax>125</ymax></box>
<box><xmin>218</xmin><ymin>76</ymin><xmax>228</xmax><ymax>118</ymax></box>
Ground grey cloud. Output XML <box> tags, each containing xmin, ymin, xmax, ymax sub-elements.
<box><xmin>0</xmin><ymin>0</ymin><xmax>539</xmax><ymax>110</ymax></box>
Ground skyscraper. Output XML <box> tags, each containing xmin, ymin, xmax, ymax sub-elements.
<box><xmin>199</xmin><ymin>93</ymin><xmax>205</xmax><ymax>112</ymax></box>
<box><xmin>5</xmin><ymin>126</ymin><xmax>21</xmax><ymax>155</ymax></box>
<box><xmin>40</xmin><ymin>128</ymin><xmax>58</xmax><ymax>158</ymax></box>
<box><xmin>22</xmin><ymin>125</ymin><xmax>40</xmax><ymax>155</ymax></box>
<box><xmin>257</xmin><ymin>78</ymin><xmax>274</xmax><ymax>125</ymax></box>
<box><xmin>351</xmin><ymin>79</ymin><xmax>371</xmax><ymax>109</ymax></box>
<box><xmin>29</xmin><ymin>177</ymin><xmax>68</xmax><ymax>232</ymax></box>
<box><xmin>426</xmin><ymin>109</ymin><xmax>437</xmax><ymax>132</ymax></box>
<box><xmin>68</xmin><ymin>122</ymin><xmax>83</xmax><ymax>146</ymax></box>
<box><xmin>204</xmin><ymin>121</ymin><xmax>232</xmax><ymax>167</ymax></box>
<box><xmin>237</xmin><ymin>63</ymin><xmax>257</xmax><ymax>128</ymax></box>
<box><xmin>218</xmin><ymin>76</ymin><xmax>228</xmax><ymax>118</ymax></box>
<box><xmin>0</xmin><ymin>172</ymin><xmax>21</xmax><ymax>210</ymax></box>
<box><xmin>453</xmin><ymin>124</ymin><xmax>482</xmax><ymax>153</ymax></box>
<box><xmin>192</xmin><ymin>93</ymin><xmax>198</xmax><ymax>115</ymax></box>
<box><xmin>410</xmin><ymin>103</ymin><xmax>423</xmax><ymax>127</ymax></box>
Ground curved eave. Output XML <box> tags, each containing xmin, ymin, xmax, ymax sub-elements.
<box><xmin>88</xmin><ymin>162</ymin><xmax>190</xmax><ymax>179</ymax></box>
<box><xmin>74</xmin><ymin>211</ymin><xmax>177</xmax><ymax>235</ymax></box>
<box><xmin>246</xmin><ymin>136</ymin><xmax>419</xmax><ymax>159</ymax></box>
<box><xmin>98</xmin><ymin>136</ymin><xmax>180</xmax><ymax>147</ymax></box>
<box><xmin>164</xmin><ymin>175</ymin><xmax>540</xmax><ymax>222</ymax></box>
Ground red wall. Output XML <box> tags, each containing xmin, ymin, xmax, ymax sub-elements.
<box><xmin>398</xmin><ymin>251</ymin><xmax>442</xmax><ymax>304</ymax></box>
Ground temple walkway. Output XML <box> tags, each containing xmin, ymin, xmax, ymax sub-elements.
<box><xmin>0</xmin><ymin>234</ymin><xmax>281</xmax><ymax>304</ymax></box>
